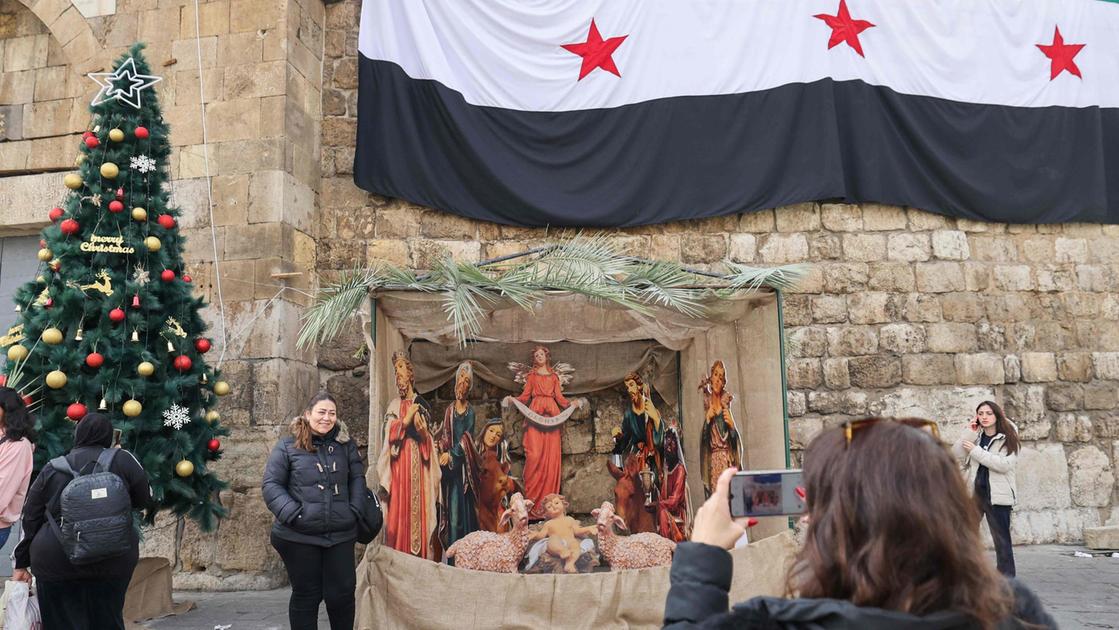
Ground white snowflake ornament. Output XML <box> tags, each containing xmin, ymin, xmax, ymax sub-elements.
<box><xmin>130</xmin><ymin>154</ymin><xmax>157</xmax><ymax>174</ymax></box>
<box><xmin>162</xmin><ymin>404</ymin><xmax>191</xmax><ymax>430</ymax></box>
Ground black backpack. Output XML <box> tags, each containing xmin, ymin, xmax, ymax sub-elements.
<box><xmin>46</xmin><ymin>448</ymin><xmax>133</xmax><ymax>565</ymax></box>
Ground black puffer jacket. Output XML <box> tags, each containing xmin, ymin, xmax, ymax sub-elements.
<box><xmin>664</xmin><ymin>543</ymin><xmax>1058</xmax><ymax>629</ymax></box>
<box><xmin>262</xmin><ymin>421</ymin><xmax>367</xmax><ymax>547</ymax></box>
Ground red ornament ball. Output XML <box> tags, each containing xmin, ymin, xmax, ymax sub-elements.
<box><xmin>0</xmin><ymin>374</ymin><xmax>6</xmax><ymax>387</ymax></box>
<box><xmin>85</xmin><ymin>352</ymin><xmax>104</xmax><ymax>368</ymax></box>
<box><xmin>82</xmin><ymin>131</ymin><xmax>93</xmax><ymax>139</ymax></box>
<box><xmin>108</xmin><ymin>307</ymin><xmax>126</xmax><ymax>323</ymax></box>
<box><xmin>108</xmin><ymin>200</ymin><xmax>124</xmax><ymax>213</ymax></box>
<box><xmin>83</xmin><ymin>136</ymin><xmax>99</xmax><ymax>149</ymax></box>
<box><xmin>182</xmin><ymin>274</ymin><xmax>192</xmax><ymax>284</ymax></box>
<box><xmin>39</xmin><ymin>239</ymin><xmax>46</xmax><ymax>248</ymax></box>
<box><xmin>194</xmin><ymin>338</ymin><xmax>211</xmax><ymax>353</ymax></box>
<box><xmin>66</xmin><ymin>402</ymin><xmax>87</xmax><ymax>421</ymax></box>
<box><xmin>59</xmin><ymin>218</ymin><xmax>80</xmax><ymax>235</ymax></box>
<box><xmin>173</xmin><ymin>355</ymin><xmax>193</xmax><ymax>372</ymax></box>
<box><xmin>161</xmin><ymin>269</ymin><xmax>176</xmax><ymax>282</ymax></box>
<box><xmin>134</xmin><ymin>126</ymin><xmax>149</xmax><ymax>139</ymax></box>
<box><xmin>44</xmin><ymin>298</ymin><xmax>53</xmax><ymax>308</ymax></box>
<box><xmin>22</xmin><ymin>395</ymin><xmax>33</xmax><ymax>407</ymax></box>
<box><xmin>48</xmin><ymin>207</ymin><xmax>63</xmax><ymax>222</ymax></box>
<box><xmin>157</xmin><ymin>215</ymin><xmax>176</xmax><ymax>230</ymax></box>
<box><xmin>207</xmin><ymin>439</ymin><xmax>221</xmax><ymax>452</ymax></box>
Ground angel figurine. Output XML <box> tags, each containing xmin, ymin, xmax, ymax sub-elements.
<box><xmin>502</xmin><ymin>345</ymin><xmax>584</xmax><ymax>519</ymax></box>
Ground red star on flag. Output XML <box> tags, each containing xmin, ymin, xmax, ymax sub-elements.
<box><xmin>814</xmin><ymin>0</ymin><xmax>875</xmax><ymax>57</ymax></box>
<box><xmin>562</xmin><ymin>19</ymin><xmax>628</xmax><ymax>80</ymax></box>
<box><xmin>1037</xmin><ymin>26</ymin><xmax>1085</xmax><ymax>80</ymax></box>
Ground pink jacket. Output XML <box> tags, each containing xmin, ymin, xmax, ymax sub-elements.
<box><xmin>0</xmin><ymin>438</ymin><xmax>34</xmax><ymax>527</ymax></box>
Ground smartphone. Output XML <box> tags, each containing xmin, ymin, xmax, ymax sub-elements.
<box><xmin>112</xmin><ymin>428</ymin><xmax>122</xmax><ymax>447</ymax></box>
<box><xmin>728</xmin><ymin>469</ymin><xmax>805</xmax><ymax>518</ymax></box>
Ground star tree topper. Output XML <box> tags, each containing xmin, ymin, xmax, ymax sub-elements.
<box><xmin>88</xmin><ymin>57</ymin><xmax>162</xmax><ymax>109</ymax></box>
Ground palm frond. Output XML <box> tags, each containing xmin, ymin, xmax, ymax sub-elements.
<box><xmin>721</xmin><ymin>262</ymin><xmax>809</xmax><ymax>294</ymax></box>
<box><xmin>297</xmin><ymin>267</ymin><xmax>379</xmax><ymax>349</ymax></box>
<box><xmin>624</xmin><ymin>260</ymin><xmax>706</xmax><ymax>317</ymax></box>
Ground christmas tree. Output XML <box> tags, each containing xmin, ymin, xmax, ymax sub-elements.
<box><xmin>0</xmin><ymin>44</ymin><xmax>229</xmax><ymax>530</ymax></box>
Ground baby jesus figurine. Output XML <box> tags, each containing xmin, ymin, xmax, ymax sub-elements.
<box><xmin>529</xmin><ymin>494</ymin><xmax>596</xmax><ymax>574</ymax></box>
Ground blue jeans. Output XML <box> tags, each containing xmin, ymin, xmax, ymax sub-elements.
<box><xmin>0</xmin><ymin>526</ymin><xmax>11</xmax><ymax>549</ymax></box>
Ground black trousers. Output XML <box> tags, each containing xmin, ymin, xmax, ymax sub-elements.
<box><xmin>271</xmin><ymin>533</ymin><xmax>356</xmax><ymax>630</ymax></box>
<box><xmin>977</xmin><ymin>494</ymin><xmax>1016</xmax><ymax>577</ymax></box>
<box><xmin>37</xmin><ymin>576</ymin><xmax>131</xmax><ymax>630</ymax></box>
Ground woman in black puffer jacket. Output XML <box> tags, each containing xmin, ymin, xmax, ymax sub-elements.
<box><xmin>263</xmin><ymin>392</ymin><xmax>367</xmax><ymax>630</ymax></box>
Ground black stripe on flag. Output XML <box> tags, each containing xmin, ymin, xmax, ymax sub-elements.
<box><xmin>355</xmin><ymin>55</ymin><xmax>1119</xmax><ymax>227</ymax></box>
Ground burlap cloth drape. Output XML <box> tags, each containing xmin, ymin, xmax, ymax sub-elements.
<box><xmin>355</xmin><ymin>531</ymin><xmax>797</xmax><ymax>630</ymax></box>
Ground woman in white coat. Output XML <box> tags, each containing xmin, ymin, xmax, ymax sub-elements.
<box><xmin>953</xmin><ymin>400</ymin><xmax>1020</xmax><ymax>576</ymax></box>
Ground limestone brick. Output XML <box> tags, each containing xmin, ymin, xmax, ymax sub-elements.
<box><xmin>786</xmin><ymin>358</ymin><xmax>822</xmax><ymax>390</ymax></box>
<box><xmin>820</xmin><ymin>203</ymin><xmax>862</xmax><ymax>231</ymax></box>
<box><xmin>774</xmin><ymin>203</ymin><xmax>819</xmax><ymax>232</ymax></box>
<box><xmin>810</xmin><ymin>295</ymin><xmax>847</xmax><ymax>324</ymax></box>
<box><xmin>822</xmin><ymin>263</ymin><xmax>868</xmax><ymax>293</ymax></box>
<box><xmin>680</xmin><ymin>234</ymin><xmax>726</xmax><ymax>264</ymax></box>
<box><xmin>174</xmin><ymin>67</ymin><xmax>222</xmax><ymax>105</ymax></box>
<box><xmin>915</xmin><ymin>262</ymin><xmax>965</xmax><ymax>293</ymax></box>
<box><xmin>786</xmin><ymin>392</ymin><xmax>807</xmax><ymax>419</ymax></box>
<box><xmin>859</xmin><ymin>204</ymin><xmax>907</xmax><ymax>231</ymax></box>
<box><xmin>1036</xmin><ymin>266</ymin><xmax>1076</xmax><ymax>293</ymax></box>
<box><xmin>958</xmin><ymin>218</ymin><xmax>1006</xmax><ymax>233</ymax></box>
<box><xmin>1015</xmin><ymin>445</ymin><xmax>1072</xmax><ymax>511</ymax></box>
<box><xmin>822</xmin><ymin>357</ymin><xmax>850</xmax><ymax>389</ymax></box>
<box><xmin>907</xmin><ymin>208</ymin><xmax>952</xmax><ymax>230</ymax></box>
<box><xmin>1056</xmin><ymin>352</ymin><xmax>1093</xmax><ymax>383</ymax></box>
<box><xmin>787</xmin><ymin>327</ymin><xmax>827</xmax><ymax>358</ymax></box>
<box><xmin>969</xmin><ymin>235</ymin><xmax>1018</xmax><ymax>262</ymax></box>
<box><xmin>1021</xmin><ymin>352</ymin><xmax>1058</xmax><ymax>382</ymax></box>
<box><xmin>787</xmin><ymin>266</ymin><xmax>824</xmax><ymax>294</ymax></box>
<box><xmin>866</xmin><ymin>262</ymin><xmax>915</xmax><ymax>292</ymax></box>
<box><xmin>203</xmin><ymin>97</ymin><xmax>261</xmax><ymax>142</ymax></box>
<box><xmin>1055</xmin><ymin>413</ymin><xmax>1094</xmax><ymax>443</ymax></box>
<box><xmin>0</xmin><ymin>69</ymin><xmax>34</xmax><ymax>104</ymax></box>
<box><xmin>879</xmin><ymin>323</ymin><xmax>926</xmax><ymax>354</ymax></box>
<box><xmin>21</xmin><ymin>97</ymin><xmax>77</xmax><ymax>137</ymax></box>
<box><xmin>992</xmin><ymin>264</ymin><xmax>1034</xmax><ymax>291</ymax></box>
<box><xmin>954</xmin><ymin>353</ymin><xmax>1005</xmax><ymax>385</ymax></box>
<box><xmin>228</xmin><ymin>0</ymin><xmax>283</xmax><ymax>32</ymax></box>
<box><xmin>847</xmin><ymin>292</ymin><xmax>896</xmax><ymax>324</ymax></box>
<box><xmin>179</xmin><ymin>0</ymin><xmax>228</xmax><ymax>38</ymax></box>
<box><xmin>808</xmin><ymin>233</ymin><xmax>841</xmax><ymax>260</ymax></box>
<box><xmin>737</xmin><ymin>209</ymin><xmax>774</xmax><ymax>232</ymax></box>
<box><xmin>224</xmin><ymin>222</ymin><xmax>289</xmax><ymax>261</ymax></box>
<box><xmin>783</xmin><ymin>295</ymin><xmax>811</xmax><ymax>326</ymax></box>
<box><xmin>867</xmin><ymin>385</ymin><xmax>995</xmax><ymax>425</ymax></box>
<box><xmin>848</xmin><ymin>356</ymin><xmax>902</xmax><ymax>388</ymax></box>
<box><xmin>901</xmin><ymin>354</ymin><xmax>956</xmax><ymax>385</ymax></box>
<box><xmin>1018</xmin><ymin>237</ymin><xmax>1055</xmax><ymax>263</ymax></box>
<box><xmin>903</xmin><ymin>294</ymin><xmax>942</xmax><ymax>323</ymax></box>
<box><xmin>171</xmin><ymin>35</ymin><xmax>218</xmax><ymax>70</ymax></box>
<box><xmin>1068</xmin><ymin>446</ymin><xmax>1115</xmax><ymax>507</ymax></box>
<box><xmin>1077</xmin><ymin>265</ymin><xmax>1114</xmax><ymax>292</ymax></box>
<box><xmin>1046</xmin><ymin>384</ymin><xmax>1084</xmax><ymax>412</ymax></box>
<box><xmin>808</xmin><ymin>390</ymin><xmax>866</xmax><ymax>415</ymax></box>
<box><xmin>1092</xmin><ymin>353</ymin><xmax>1119</xmax><ymax>380</ymax></box>
<box><xmin>842</xmin><ymin>233</ymin><xmax>886</xmax><ymax>262</ymax></box>
<box><xmin>886</xmin><ymin>232</ymin><xmax>931</xmax><ymax>262</ymax></box>
<box><xmin>366</xmin><ymin>239</ymin><xmax>409</xmax><ymax>266</ymax></box>
<box><xmin>939</xmin><ymin>292</ymin><xmax>984</xmax><ymax>322</ymax></box>
<box><xmin>411</xmin><ymin>239</ymin><xmax>482</xmax><ymax>267</ymax></box>
<box><xmin>963</xmin><ymin>262</ymin><xmax>991</xmax><ymax>291</ymax></box>
<box><xmin>930</xmin><ymin>230</ymin><xmax>969</xmax><ymax>260</ymax></box>
<box><xmin>3</xmin><ymin>34</ymin><xmax>48</xmax><ymax>72</ymax></box>
<box><xmin>826</xmin><ymin>326</ymin><xmax>878</xmax><ymax>356</ymax></box>
<box><xmin>728</xmin><ymin>233</ymin><xmax>756</xmax><ymax>262</ymax></box>
<box><xmin>925</xmin><ymin>322</ymin><xmax>978</xmax><ymax>353</ymax></box>
<box><xmin>759</xmin><ymin>233</ymin><xmax>808</xmax><ymax>263</ymax></box>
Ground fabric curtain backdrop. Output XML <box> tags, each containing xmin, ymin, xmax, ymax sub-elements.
<box><xmin>356</xmin><ymin>0</ymin><xmax>1119</xmax><ymax>227</ymax></box>
<box><xmin>408</xmin><ymin>340</ymin><xmax>679</xmax><ymax>407</ymax></box>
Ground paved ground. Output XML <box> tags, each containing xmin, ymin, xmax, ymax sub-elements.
<box><xmin>143</xmin><ymin>545</ymin><xmax>1118</xmax><ymax>629</ymax></box>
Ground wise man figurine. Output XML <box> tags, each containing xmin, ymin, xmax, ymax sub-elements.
<box><xmin>377</xmin><ymin>351</ymin><xmax>441</xmax><ymax>559</ymax></box>
<box><xmin>436</xmin><ymin>362</ymin><xmax>478</xmax><ymax>548</ymax></box>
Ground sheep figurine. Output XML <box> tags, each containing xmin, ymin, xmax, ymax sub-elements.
<box><xmin>592</xmin><ymin>501</ymin><xmax>676</xmax><ymax>570</ymax></box>
<box><xmin>445</xmin><ymin>492</ymin><xmax>534</xmax><ymax>573</ymax></box>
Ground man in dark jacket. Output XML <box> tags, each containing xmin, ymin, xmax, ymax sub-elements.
<box><xmin>12</xmin><ymin>413</ymin><xmax>151</xmax><ymax>630</ymax></box>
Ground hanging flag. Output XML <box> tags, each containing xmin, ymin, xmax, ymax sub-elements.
<box><xmin>355</xmin><ymin>1</ymin><xmax>1119</xmax><ymax>227</ymax></box>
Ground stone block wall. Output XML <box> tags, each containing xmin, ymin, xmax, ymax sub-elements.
<box><xmin>318</xmin><ymin>1</ymin><xmax>1118</xmax><ymax>546</ymax></box>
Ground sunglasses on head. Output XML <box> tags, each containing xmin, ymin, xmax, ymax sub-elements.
<box><xmin>842</xmin><ymin>418</ymin><xmax>940</xmax><ymax>448</ymax></box>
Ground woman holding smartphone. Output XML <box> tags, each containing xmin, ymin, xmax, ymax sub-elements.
<box><xmin>953</xmin><ymin>400</ymin><xmax>1020</xmax><ymax>576</ymax></box>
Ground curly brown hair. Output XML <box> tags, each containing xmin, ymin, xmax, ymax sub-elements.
<box><xmin>788</xmin><ymin>419</ymin><xmax>1014</xmax><ymax>629</ymax></box>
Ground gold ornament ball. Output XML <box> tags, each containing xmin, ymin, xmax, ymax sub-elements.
<box><xmin>6</xmin><ymin>345</ymin><xmax>28</xmax><ymax>361</ymax></box>
<box><xmin>100</xmin><ymin>162</ymin><xmax>119</xmax><ymax>179</ymax></box>
<box><xmin>75</xmin><ymin>154</ymin><xmax>86</xmax><ymax>166</ymax></box>
<box><xmin>41</xmin><ymin>327</ymin><xmax>64</xmax><ymax>345</ymax></box>
<box><xmin>131</xmin><ymin>207</ymin><xmax>147</xmax><ymax>221</ymax></box>
<box><xmin>108</xmin><ymin>128</ymin><xmax>125</xmax><ymax>142</ymax></box>
<box><xmin>205</xmin><ymin>410</ymin><xmax>220</xmax><ymax>424</ymax></box>
<box><xmin>175</xmin><ymin>460</ymin><xmax>194</xmax><ymax>477</ymax></box>
<box><xmin>63</xmin><ymin>173</ymin><xmax>82</xmax><ymax>190</ymax></box>
<box><xmin>122</xmin><ymin>399</ymin><xmax>142</xmax><ymax>417</ymax></box>
<box><xmin>37</xmin><ymin>248</ymin><xmax>53</xmax><ymax>261</ymax></box>
<box><xmin>45</xmin><ymin>370</ymin><xmax>67</xmax><ymax>389</ymax></box>
<box><xmin>144</xmin><ymin>236</ymin><xmax>161</xmax><ymax>252</ymax></box>
<box><xmin>213</xmin><ymin>381</ymin><xmax>231</xmax><ymax>396</ymax></box>
<box><xmin>137</xmin><ymin>361</ymin><xmax>155</xmax><ymax>377</ymax></box>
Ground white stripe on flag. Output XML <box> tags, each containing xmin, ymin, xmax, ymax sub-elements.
<box><xmin>359</xmin><ymin>0</ymin><xmax>1119</xmax><ymax>111</ymax></box>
